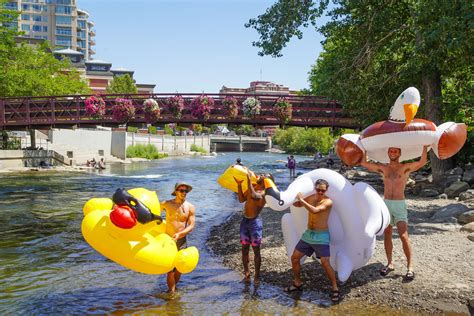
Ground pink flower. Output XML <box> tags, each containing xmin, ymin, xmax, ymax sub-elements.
<box><xmin>112</xmin><ymin>98</ymin><xmax>135</xmax><ymax>123</ymax></box>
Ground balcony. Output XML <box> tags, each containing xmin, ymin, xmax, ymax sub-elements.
<box><xmin>89</xmin><ymin>29</ymin><xmax>96</xmax><ymax>36</ymax></box>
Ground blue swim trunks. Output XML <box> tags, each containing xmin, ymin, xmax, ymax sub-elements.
<box><xmin>295</xmin><ymin>229</ymin><xmax>330</xmax><ymax>258</ymax></box>
<box><xmin>240</xmin><ymin>216</ymin><xmax>263</xmax><ymax>246</ymax></box>
<box><xmin>384</xmin><ymin>199</ymin><xmax>408</xmax><ymax>226</ymax></box>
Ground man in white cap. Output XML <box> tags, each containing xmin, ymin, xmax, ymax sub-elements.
<box><xmin>160</xmin><ymin>182</ymin><xmax>196</xmax><ymax>293</ymax></box>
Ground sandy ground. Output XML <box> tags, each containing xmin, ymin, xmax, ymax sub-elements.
<box><xmin>207</xmin><ymin>197</ymin><xmax>474</xmax><ymax>314</ymax></box>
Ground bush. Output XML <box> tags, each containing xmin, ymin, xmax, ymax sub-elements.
<box><xmin>273</xmin><ymin>127</ymin><xmax>336</xmax><ymax>154</ymax></box>
<box><xmin>190</xmin><ymin>144</ymin><xmax>207</xmax><ymax>153</ymax></box>
<box><xmin>126</xmin><ymin>144</ymin><xmax>168</xmax><ymax>160</ymax></box>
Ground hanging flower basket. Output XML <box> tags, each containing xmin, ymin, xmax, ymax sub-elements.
<box><xmin>222</xmin><ymin>96</ymin><xmax>239</xmax><ymax>119</ymax></box>
<box><xmin>143</xmin><ymin>98</ymin><xmax>160</xmax><ymax>123</ymax></box>
<box><xmin>112</xmin><ymin>98</ymin><xmax>135</xmax><ymax>123</ymax></box>
<box><xmin>167</xmin><ymin>95</ymin><xmax>184</xmax><ymax>119</ymax></box>
<box><xmin>242</xmin><ymin>97</ymin><xmax>261</xmax><ymax>118</ymax></box>
<box><xmin>273</xmin><ymin>97</ymin><xmax>293</xmax><ymax>124</ymax></box>
<box><xmin>191</xmin><ymin>95</ymin><xmax>214</xmax><ymax>120</ymax></box>
<box><xmin>84</xmin><ymin>95</ymin><xmax>106</xmax><ymax>119</ymax></box>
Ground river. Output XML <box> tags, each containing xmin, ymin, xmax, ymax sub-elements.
<box><xmin>0</xmin><ymin>152</ymin><xmax>398</xmax><ymax>314</ymax></box>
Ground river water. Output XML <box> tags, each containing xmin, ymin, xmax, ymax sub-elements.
<box><xmin>0</xmin><ymin>153</ymin><xmax>400</xmax><ymax>314</ymax></box>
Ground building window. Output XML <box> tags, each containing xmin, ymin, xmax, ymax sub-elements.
<box><xmin>89</xmin><ymin>65</ymin><xmax>108</xmax><ymax>72</ymax></box>
<box><xmin>33</xmin><ymin>15</ymin><xmax>43</xmax><ymax>22</ymax></box>
<box><xmin>56</xmin><ymin>0</ymin><xmax>72</xmax><ymax>4</ymax></box>
<box><xmin>42</xmin><ymin>26</ymin><xmax>48</xmax><ymax>32</ymax></box>
<box><xmin>56</xmin><ymin>15</ymin><xmax>72</xmax><ymax>25</ymax></box>
<box><xmin>56</xmin><ymin>36</ymin><xmax>71</xmax><ymax>46</ymax></box>
<box><xmin>22</xmin><ymin>4</ymin><xmax>29</xmax><ymax>11</ymax></box>
<box><xmin>5</xmin><ymin>2</ymin><xmax>17</xmax><ymax>10</ymax></box>
<box><xmin>21</xmin><ymin>14</ymin><xmax>30</xmax><ymax>21</ymax></box>
<box><xmin>77</xmin><ymin>30</ymin><xmax>86</xmax><ymax>39</ymax></box>
<box><xmin>55</xmin><ymin>5</ymin><xmax>71</xmax><ymax>14</ymax></box>
<box><xmin>21</xmin><ymin>24</ymin><xmax>30</xmax><ymax>31</ymax></box>
<box><xmin>32</xmin><ymin>4</ymin><xmax>41</xmax><ymax>11</ymax></box>
<box><xmin>77</xmin><ymin>20</ymin><xmax>86</xmax><ymax>29</ymax></box>
<box><xmin>32</xmin><ymin>25</ymin><xmax>42</xmax><ymax>32</ymax></box>
<box><xmin>56</xmin><ymin>27</ymin><xmax>71</xmax><ymax>35</ymax></box>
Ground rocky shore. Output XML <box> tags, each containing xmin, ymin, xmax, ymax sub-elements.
<box><xmin>207</xmin><ymin>163</ymin><xmax>474</xmax><ymax>314</ymax></box>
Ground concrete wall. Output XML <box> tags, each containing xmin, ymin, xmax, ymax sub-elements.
<box><xmin>0</xmin><ymin>150</ymin><xmax>67</xmax><ymax>168</ymax></box>
<box><xmin>111</xmin><ymin>131</ymin><xmax>127</xmax><ymax>160</ymax></box>
<box><xmin>48</xmin><ymin>129</ymin><xmax>113</xmax><ymax>163</ymax></box>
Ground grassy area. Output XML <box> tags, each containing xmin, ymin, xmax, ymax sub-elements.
<box><xmin>190</xmin><ymin>144</ymin><xmax>207</xmax><ymax>153</ymax></box>
<box><xmin>126</xmin><ymin>144</ymin><xmax>168</xmax><ymax>160</ymax></box>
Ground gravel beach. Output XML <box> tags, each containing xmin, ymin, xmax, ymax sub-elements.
<box><xmin>207</xmin><ymin>197</ymin><xmax>474</xmax><ymax>314</ymax></box>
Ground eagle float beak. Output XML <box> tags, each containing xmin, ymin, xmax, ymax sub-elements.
<box><xmin>403</xmin><ymin>103</ymin><xmax>418</xmax><ymax>127</ymax></box>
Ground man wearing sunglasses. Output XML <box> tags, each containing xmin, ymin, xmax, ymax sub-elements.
<box><xmin>234</xmin><ymin>171</ymin><xmax>274</xmax><ymax>284</ymax></box>
<box><xmin>160</xmin><ymin>182</ymin><xmax>196</xmax><ymax>293</ymax></box>
<box><xmin>284</xmin><ymin>179</ymin><xmax>340</xmax><ymax>303</ymax></box>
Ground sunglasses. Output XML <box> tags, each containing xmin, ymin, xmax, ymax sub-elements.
<box><xmin>315</xmin><ymin>188</ymin><xmax>327</xmax><ymax>193</ymax></box>
<box><xmin>176</xmin><ymin>189</ymin><xmax>189</xmax><ymax>193</ymax></box>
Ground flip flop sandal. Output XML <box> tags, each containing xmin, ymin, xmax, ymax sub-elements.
<box><xmin>404</xmin><ymin>270</ymin><xmax>415</xmax><ymax>281</ymax></box>
<box><xmin>330</xmin><ymin>289</ymin><xmax>341</xmax><ymax>302</ymax></box>
<box><xmin>284</xmin><ymin>283</ymin><xmax>303</xmax><ymax>292</ymax></box>
<box><xmin>380</xmin><ymin>265</ymin><xmax>395</xmax><ymax>276</ymax></box>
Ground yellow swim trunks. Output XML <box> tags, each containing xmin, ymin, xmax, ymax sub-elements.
<box><xmin>384</xmin><ymin>199</ymin><xmax>408</xmax><ymax>226</ymax></box>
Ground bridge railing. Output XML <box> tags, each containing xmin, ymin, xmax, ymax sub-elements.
<box><xmin>0</xmin><ymin>93</ymin><xmax>358</xmax><ymax>129</ymax></box>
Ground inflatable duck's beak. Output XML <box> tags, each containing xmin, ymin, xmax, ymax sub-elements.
<box><xmin>403</xmin><ymin>103</ymin><xmax>418</xmax><ymax>127</ymax></box>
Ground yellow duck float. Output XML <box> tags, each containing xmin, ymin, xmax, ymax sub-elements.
<box><xmin>82</xmin><ymin>188</ymin><xmax>199</xmax><ymax>274</ymax></box>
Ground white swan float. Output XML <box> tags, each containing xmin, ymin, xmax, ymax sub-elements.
<box><xmin>264</xmin><ymin>168</ymin><xmax>390</xmax><ymax>282</ymax></box>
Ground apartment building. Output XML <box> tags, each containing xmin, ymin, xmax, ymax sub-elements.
<box><xmin>5</xmin><ymin>0</ymin><xmax>95</xmax><ymax>60</ymax></box>
<box><xmin>220</xmin><ymin>81</ymin><xmax>297</xmax><ymax>96</ymax></box>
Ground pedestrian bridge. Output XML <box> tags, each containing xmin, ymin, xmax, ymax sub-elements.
<box><xmin>210</xmin><ymin>135</ymin><xmax>271</xmax><ymax>152</ymax></box>
<box><xmin>0</xmin><ymin>92</ymin><xmax>359</xmax><ymax>130</ymax></box>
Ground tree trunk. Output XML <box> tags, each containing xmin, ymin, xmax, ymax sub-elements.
<box><xmin>422</xmin><ymin>70</ymin><xmax>453</xmax><ymax>182</ymax></box>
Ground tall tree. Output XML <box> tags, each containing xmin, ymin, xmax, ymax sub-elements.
<box><xmin>1</xmin><ymin>0</ymin><xmax>90</xmax><ymax>97</ymax></box>
<box><xmin>246</xmin><ymin>0</ymin><xmax>473</xmax><ymax>181</ymax></box>
<box><xmin>106</xmin><ymin>74</ymin><xmax>138</xmax><ymax>95</ymax></box>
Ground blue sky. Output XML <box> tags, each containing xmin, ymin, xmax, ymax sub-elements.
<box><xmin>79</xmin><ymin>0</ymin><xmax>326</xmax><ymax>93</ymax></box>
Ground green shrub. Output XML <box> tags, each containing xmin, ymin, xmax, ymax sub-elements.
<box><xmin>148</xmin><ymin>126</ymin><xmax>157</xmax><ymax>134</ymax></box>
<box><xmin>190</xmin><ymin>144</ymin><xmax>207</xmax><ymax>153</ymax></box>
<box><xmin>273</xmin><ymin>127</ymin><xmax>337</xmax><ymax>155</ymax></box>
<box><xmin>127</xmin><ymin>126</ymin><xmax>138</xmax><ymax>133</ymax></box>
<box><xmin>126</xmin><ymin>144</ymin><xmax>168</xmax><ymax>160</ymax></box>
<box><xmin>164</xmin><ymin>124</ymin><xmax>174</xmax><ymax>135</ymax></box>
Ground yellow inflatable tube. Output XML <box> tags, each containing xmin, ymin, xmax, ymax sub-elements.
<box><xmin>217</xmin><ymin>165</ymin><xmax>258</xmax><ymax>193</ymax></box>
<box><xmin>81</xmin><ymin>191</ymin><xmax>199</xmax><ymax>274</ymax></box>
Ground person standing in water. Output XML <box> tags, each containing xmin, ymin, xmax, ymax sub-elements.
<box><xmin>160</xmin><ymin>182</ymin><xmax>196</xmax><ymax>293</ymax></box>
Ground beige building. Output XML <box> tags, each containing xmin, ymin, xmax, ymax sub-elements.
<box><xmin>220</xmin><ymin>81</ymin><xmax>298</xmax><ymax>96</ymax></box>
<box><xmin>6</xmin><ymin>0</ymin><xmax>96</xmax><ymax>60</ymax></box>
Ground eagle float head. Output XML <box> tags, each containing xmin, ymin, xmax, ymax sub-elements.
<box><xmin>389</xmin><ymin>87</ymin><xmax>420</xmax><ymax>126</ymax></box>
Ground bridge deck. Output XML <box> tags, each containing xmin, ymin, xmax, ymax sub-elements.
<box><xmin>0</xmin><ymin>93</ymin><xmax>358</xmax><ymax>130</ymax></box>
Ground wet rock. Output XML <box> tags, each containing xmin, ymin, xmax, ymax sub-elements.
<box><xmin>468</xmin><ymin>234</ymin><xmax>474</xmax><ymax>242</ymax></box>
<box><xmin>430</xmin><ymin>204</ymin><xmax>470</xmax><ymax>222</ymax></box>
<box><xmin>460</xmin><ymin>222</ymin><xmax>474</xmax><ymax>233</ymax></box>
<box><xmin>419</xmin><ymin>189</ymin><xmax>440</xmax><ymax>197</ymax></box>
<box><xmin>444</xmin><ymin>182</ymin><xmax>470</xmax><ymax>198</ymax></box>
<box><xmin>462</xmin><ymin>169</ymin><xmax>474</xmax><ymax>184</ymax></box>
<box><xmin>457</xmin><ymin>210</ymin><xmax>474</xmax><ymax>224</ymax></box>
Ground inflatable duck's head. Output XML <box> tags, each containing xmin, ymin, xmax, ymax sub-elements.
<box><xmin>110</xmin><ymin>188</ymin><xmax>162</xmax><ymax>229</ymax></box>
<box><xmin>389</xmin><ymin>87</ymin><xmax>420</xmax><ymax>126</ymax></box>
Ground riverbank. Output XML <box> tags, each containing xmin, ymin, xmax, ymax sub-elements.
<box><xmin>207</xmin><ymin>197</ymin><xmax>474</xmax><ymax>314</ymax></box>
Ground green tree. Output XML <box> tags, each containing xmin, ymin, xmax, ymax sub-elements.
<box><xmin>1</xmin><ymin>1</ymin><xmax>90</xmax><ymax>97</ymax></box>
<box><xmin>247</xmin><ymin>0</ymin><xmax>473</xmax><ymax>181</ymax></box>
<box><xmin>106</xmin><ymin>74</ymin><xmax>138</xmax><ymax>94</ymax></box>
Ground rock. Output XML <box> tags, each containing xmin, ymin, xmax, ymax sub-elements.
<box><xmin>460</xmin><ymin>222</ymin><xmax>474</xmax><ymax>233</ymax></box>
<box><xmin>447</xmin><ymin>167</ymin><xmax>464</xmax><ymax>176</ymax></box>
<box><xmin>416</xmin><ymin>222</ymin><xmax>460</xmax><ymax>232</ymax></box>
<box><xmin>468</xmin><ymin>234</ymin><xmax>474</xmax><ymax>242</ymax></box>
<box><xmin>419</xmin><ymin>188</ymin><xmax>440</xmax><ymax>197</ymax></box>
<box><xmin>457</xmin><ymin>210</ymin><xmax>474</xmax><ymax>224</ymax></box>
<box><xmin>430</xmin><ymin>204</ymin><xmax>470</xmax><ymax>222</ymax></box>
<box><xmin>444</xmin><ymin>181</ymin><xmax>470</xmax><ymax>198</ymax></box>
<box><xmin>440</xmin><ymin>175</ymin><xmax>462</xmax><ymax>188</ymax></box>
<box><xmin>438</xmin><ymin>193</ymin><xmax>448</xmax><ymax>199</ymax></box>
<box><xmin>462</xmin><ymin>169</ymin><xmax>474</xmax><ymax>184</ymax></box>
<box><xmin>458</xmin><ymin>189</ymin><xmax>474</xmax><ymax>201</ymax></box>
<box><xmin>465</xmin><ymin>163</ymin><xmax>474</xmax><ymax>171</ymax></box>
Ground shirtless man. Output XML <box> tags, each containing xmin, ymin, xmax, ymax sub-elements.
<box><xmin>234</xmin><ymin>171</ymin><xmax>274</xmax><ymax>283</ymax></box>
<box><xmin>360</xmin><ymin>146</ymin><xmax>428</xmax><ymax>281</ymax></box>
<box><xmin>160</xmin><ymin>182</ymin><xmax>196</xmax><ymax>293</ymax></box>
<box><xmin>285</xmin><ymin>179</ymin><xmax>339</xmax><ymax>302</ymax></box>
